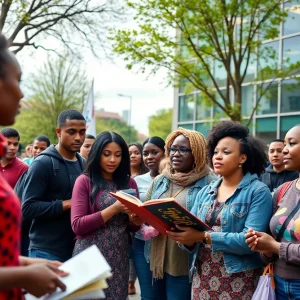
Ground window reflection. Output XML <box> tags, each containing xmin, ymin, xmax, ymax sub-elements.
<box><xmin>196</xmin><ymin>123</ymin><xmax>211</xmax><ymax>137</ymax></box>
<box><xmin>242</xmin><ymin>85</ymin><xmax>254</xmax><ymax>116</ymax></box>
<box><xmin>256</xmin><ymin>83</ymin><xmax>278</xmax><ymax>115</ymax></box>
<box><xmin>258</xmin><ymin>41</ymin><xmax>279</xmax><ymax>78</ymax></box>
<box><xmin>256</xmin><ymin>117</ymin><xmax>277</xmax><ymax>144</ymax></box>
<box><xmin>280</xmin><ymin>115</ymin><xmax>300</xmax><ymax>138</ymax></box>
<box><xmin>281</xmin><ymin>79</ymin><xmax>300</xmax><ymax>113</ymax></box>
<box><xmin>178</xmin><ymin>94</ymin><xmax>195</xmax><ymax>122</ymax></box>
<box><xmin>196</xmin><ymin>93</ymin><xmax>212</xmax><ymax>121</ymax></box>
<box><xmin>282</xmin><ymin>36</ymin><xmax>300</xmax><ymax>69</ymax></box>
<box><xmin>284</xmin><ymin>1</ymin><xmax>300</xmax><ymax>36</ymax></box>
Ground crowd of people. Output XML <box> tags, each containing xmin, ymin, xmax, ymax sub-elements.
<box><xmin>0</xmin><ymin>34</ymin><xmax>299</xmax><ymax>300</ymax></box>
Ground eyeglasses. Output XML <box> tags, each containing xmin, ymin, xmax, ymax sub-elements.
<box><xmin>168</xmin><ymin>147</ymin><xmax>192</xmax><ymax>156</ymax></box>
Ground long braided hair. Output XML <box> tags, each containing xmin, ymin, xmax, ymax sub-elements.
<box><xmin>165</xmin><ymin>127</ymin><xmax>208</xmax><ymax>173</ymax></box>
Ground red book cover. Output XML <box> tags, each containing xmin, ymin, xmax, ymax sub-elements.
<box><xmin>110</xmin><ymin>191</ymin><xmax>213</xmax><ymax>235</ymax></box>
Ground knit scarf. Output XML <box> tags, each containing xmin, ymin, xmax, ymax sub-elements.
<box><xmin>150</xmin><ymin>164</ymin><xmax>210</xmax><ymax>279</ymax></box>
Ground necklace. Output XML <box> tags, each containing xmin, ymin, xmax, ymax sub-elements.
<box><xmin>169</xmin><ymin>182</ymin><xmax>186</xmax><ymax>198</ymax></box>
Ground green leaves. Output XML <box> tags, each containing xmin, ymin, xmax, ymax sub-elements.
<box><xmin>14</xmin><ymin>55</ymin><xmax>88</xmax><ymax>144</ymax></box>
<box><xmin>111</xmin><ymin>0</ymin><xmax>300</xmax><ymax>123</ymax></box>
<box><xmin>149</xmin><ymin>108</ymin><xmax>172</xmax><ymax>139</ymax></box>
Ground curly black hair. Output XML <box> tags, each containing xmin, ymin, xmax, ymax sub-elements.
<box><xmin>207</xmin><ymin>121</ymin><xmax>268</xmax><ymax>176</ymax></box>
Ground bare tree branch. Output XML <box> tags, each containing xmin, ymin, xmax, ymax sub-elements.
<box><xmin>1</xmin><ymin>0</ymin><xmax>122</xmax><ymax>56</ymax></box>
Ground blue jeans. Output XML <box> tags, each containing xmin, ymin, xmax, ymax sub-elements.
<box><xmin>275</xmin><ymin>274</ymin><xmax>300</xmax><ymax>300</ymax></box>
<box><xmin>132</xmin><ymin>238</ymin><xmax>191</xmax><ymax>300</ymax></box>
<box><xmin>29</xmin><ymin>249</ymin><xmax>66</xmax><ymax>262</ymax></box>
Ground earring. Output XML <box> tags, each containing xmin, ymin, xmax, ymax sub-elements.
<box><xmin>239</xmin><ymin>164</ymin><xmax>242</xmax><ymax>168</ymax></box>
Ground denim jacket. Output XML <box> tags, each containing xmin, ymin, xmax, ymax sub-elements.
<box><xmin>144</xmin><ymin>173</ymin><xmax>216</xmax><ymax>281</ymax></box>
<box><xmin>187</xmin><ymin>172</ymin><xmax>272</xmax><ymax>278</ymax></box>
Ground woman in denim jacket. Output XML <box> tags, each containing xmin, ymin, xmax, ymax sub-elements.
<box><xmin>144</xmin><ymin>128</ymin><xmax>216</xmax><ymax>300</ymax></box>
<box><xmin>168</xmin><ymin>121</ymin><xmax>273</xmax><ymax>300</ymax></box>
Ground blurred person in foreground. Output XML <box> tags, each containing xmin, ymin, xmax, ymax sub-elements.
<box><xmin>0</xmin><ymin>34</ymin><xmax>67</xmax><ymax>299</ymax></box>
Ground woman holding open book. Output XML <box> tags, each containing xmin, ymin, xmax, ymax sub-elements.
<box><xmin>144</xmin><ymin>128</ymin><xmax>216</xmax><ymax>300</ymax></box>
<box><xmin>167</xmin><ymin>121</ymin><xmax>273</xmax><ymax>299</ymax></box>
<box><xmin>132</xmin><ymin>136</ymin><xmax>165</xmax><ymax>299</ymax></box>
<box><xmin>71</xmin><ymin>131</ymin><xmax>141</xmax><ymax>300</ymax></box>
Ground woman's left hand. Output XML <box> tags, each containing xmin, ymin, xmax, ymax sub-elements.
<box><xmin>245</xmin><ymin>229</ymin><xmax>280</xmax><ymax>255</ymax></box>
<box><xmin>167</xmin><ymin>225</ymin><xmax>205</xmax><ymax>247</ymax></box>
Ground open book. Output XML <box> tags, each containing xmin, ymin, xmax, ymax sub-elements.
<box><xmin>25</xmin><ymin>245</ymin><xmax>111</xmax><ymax>300</ymax></box>
<box><xmin>110</xmin><ymin>191</ymin><xmax>213</xmax><ymax>235</ymax></box>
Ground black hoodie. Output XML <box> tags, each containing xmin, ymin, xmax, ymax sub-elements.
<box><xmin>260</xmin><ymin>164</ymin><xmax>299</xmax><ymax>192</ymax></box>
<box><xmin>22</xmin><ymin>145</ymin><xmax>85</xmax><ymax>260</ymax></box>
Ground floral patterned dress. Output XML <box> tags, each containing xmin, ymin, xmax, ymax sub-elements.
<box><xmin>192</xmin><ymin>200</ymin><xmax>261</xmax><ymax>300</ymax></box>
<box><xmin>73</xmin><ymin>181</ymin><xmax>130</xmax><ymax>300</ymax></box>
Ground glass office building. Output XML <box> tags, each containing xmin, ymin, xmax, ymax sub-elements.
<box><xmin>173</xmin><ymin>1</ymin><xmax>300</xmax><ymax>143</ymax></box>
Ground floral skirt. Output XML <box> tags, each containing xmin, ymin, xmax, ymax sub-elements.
<box><xmin>192</xmin><ymin>245</ymin><xmax>261</xmax><ymax>300</ymax></box>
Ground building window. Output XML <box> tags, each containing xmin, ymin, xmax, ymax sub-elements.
<box><xmin>282</xmin><ymin>36</ymin><xmax>300</xmax><ymax>71</ymax></box>
<box><xmin>256</xmin><ymin>117</ymin><xmax>277</xmax><ymax>144</ymax></box>
<box><xmin>241</xmin><ymin>53</ymin><xmax>256</xmax><ymax>83</ymax></box>
<box><xmin>281</xmin><ymin>79</ymin><xmax>300</xmax><ymax>113</ymax></box>
<box><xmin>213</xmin><ymin>90</ymin><xmax>229</xmax><ymax>119</ymax></box>
<box><xmin>256</xmin><ymin>82</ymin><xmax>278</xmax><ymax>115</ymax></box>
<box><xmin>280</xmin><ymin>115</ymin><xmax>300</xmax><ymax>139</ymax></box>
<box><xmin>178</xmin><ymin>94</ymin><xmax>195</xmax><ymax>122</ymax></box>
<box><xmin>242</xmin><ymin>85</ymin><xmax>254</xmax><ymax>117</ymax></box>
<box><xmin>195</xmin><ymin>123</ymin><xmax>211</xmax><ymax>137</ymax></box>
<box><xmin>178</xmin><ymin>124</ymin><xmax>193</xmax><ymax>130</ymax></box>
<box><xmin>258</xmin><ymin>41</ymin><xmax>279</xmax><ymax>78</ymax></box>
<box><xmin>283</xmin><ymin>1</ymin><xmax>300</xmax><ymax>36</ymax></box>
<box><xmin>196</xmin><ymin>93</ymin><xmax>211</xmax><ymax>121</ymax></box>
<box><xmin>214</xmin><ymin>62</ymin><xmax>227</xmax><ymax>87</ymax></box>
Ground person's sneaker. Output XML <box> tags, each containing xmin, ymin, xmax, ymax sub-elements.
<box><xmin>128</xmin><ymin>281</ymin><xmax>136</xmax><ymax>295</ymax></box>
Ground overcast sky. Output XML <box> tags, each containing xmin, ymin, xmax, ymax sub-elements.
<box><xmin>17</xmin><ymin>28</ymin><xmax>173</xmax><ymax>136</ymax></box>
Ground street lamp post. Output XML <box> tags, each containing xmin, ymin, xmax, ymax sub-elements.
<box><xmin>117</xmin><ymin>93</ymin><xmax>132</xmax><ymax>143</ymax></box>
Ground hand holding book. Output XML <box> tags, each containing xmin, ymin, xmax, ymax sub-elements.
<box><xmin>110</xmin><ymin>191</ymin><xmax>213</xmax><ymax>235</ymax></box>
<box><xmin>167</xmin><ymin>224</ymin><xmax>206</xmax><ymax>247</ymax></box>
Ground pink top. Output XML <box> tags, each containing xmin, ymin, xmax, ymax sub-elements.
<box><xmin>71</xmin><ymin>174</ymin><xmax>139</xmax><ymax>238</ymax></box>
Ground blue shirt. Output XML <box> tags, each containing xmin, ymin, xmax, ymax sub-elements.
<box><xmin>189</xmin><ymin>172</ymin><xmax>273</xmax><ymax>275</ymax></box>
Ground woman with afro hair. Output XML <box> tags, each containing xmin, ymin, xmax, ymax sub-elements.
<box><xmin>168</xmin><ymin>121</ymin><xmax>273</xmax><ymax>299</ymax></box>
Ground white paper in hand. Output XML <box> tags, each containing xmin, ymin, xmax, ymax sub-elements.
<box><xmin>26</xmin><ymin>245</ymin><xmax>111</xmax><ymax>300</ymax></box>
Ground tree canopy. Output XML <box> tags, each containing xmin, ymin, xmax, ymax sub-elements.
<box><xmin>148</xmin><ymin>108</ymin><xmax>172</xmax><ymax>140</ymax></box>
<box><xmin>111</xmin><ymin>0</ymin><xmax>300</xmax><ymax>124</ymax></box>
<box><xmin>14</xmin><ymin>55</ymin><xmax>88</xmax><ymax>144</ymax></box>
<box><xmin>1</xmin><ymin>0</ymin><xmax>121</xmax><ymax>56</ymax></box>
<box><xmin>96</xmin><ymin>118</ymin><xmax>138</xmax><ymax>144</ymax></box>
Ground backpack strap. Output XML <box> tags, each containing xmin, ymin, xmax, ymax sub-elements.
<box><xmin>277</xmin><ymin>180</ymin><xmax>294</xmax><ymax>205</ymax></box>
<box><xmin>50</xmin><ymin>156</ymin><xmax>60</xmax><ymax>176</ymax></box>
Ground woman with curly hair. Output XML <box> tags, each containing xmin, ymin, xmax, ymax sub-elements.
<box><xmin>144</xmin><ymin>128</ymin><xmax>216</xmax><ymax>300</ymax></box>
<box><xmin>168</xmin><ymin>121</ymin><xmax>273</xmax><ymax>299</ymax></box>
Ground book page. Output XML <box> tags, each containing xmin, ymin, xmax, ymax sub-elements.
<box><xmin>145</xmin><ymin>198</ymin><xmax>175</xmax><ymax>205</ymax></box>
<box><xmin>25</xmin><ymin>245</ymin><xmax>111</xmax><ymax>300</ymax></box>
<box><xmin>116</xmin><ymin>191</ymin><xmax>142</xmax><ymax>205</ymax></box>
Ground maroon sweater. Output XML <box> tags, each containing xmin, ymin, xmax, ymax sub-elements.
<box><xmin>71</xmin><ymin>174</ymin><xmax>139</xmax><ymax>238</ymax></box>
<box><xmin>0</xmin><ymin>157</ymin><xmax>28</xmax><ymax>188</ymax></box>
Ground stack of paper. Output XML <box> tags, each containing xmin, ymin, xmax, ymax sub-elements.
<box><xmin>25</xmin><ymin>245</ymin><xmax>111</xmax><ymax>300</ymax></box>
